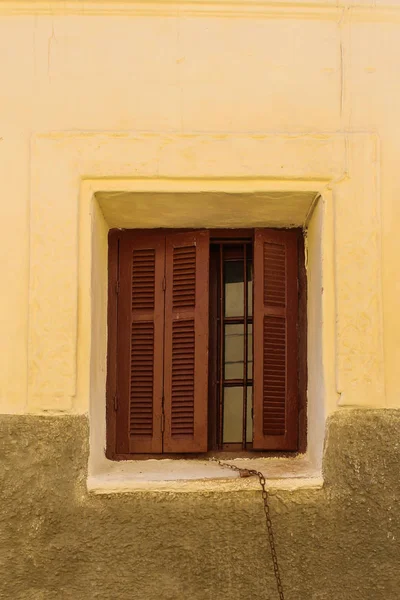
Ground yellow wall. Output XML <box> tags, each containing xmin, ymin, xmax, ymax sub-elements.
<box><xmin>1</xmin><ymin>1</ymin><xmax>399</xmax><ymax>422</ymax></box>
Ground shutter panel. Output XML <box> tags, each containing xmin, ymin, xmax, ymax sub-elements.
<box><xmin>253</xmin><ymin>229</ymin><xmax>299</xmax><ymax>451</ymax></box>
<box><xmin>116</xmin><ymin>232</ymin><xmax>165</xmax><ymax>454</ymax></box>
<box><xmin>163</xmin><ymin>231</ymin><xmax>210</xmax><ymax>453</ymax></box>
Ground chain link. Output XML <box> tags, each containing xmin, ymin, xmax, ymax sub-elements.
<box><xmin>211</xmin><ymin>458</ymin><xmax>285</xmax><ymax>600</ymax></box>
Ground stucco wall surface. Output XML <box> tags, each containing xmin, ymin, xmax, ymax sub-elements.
<box><xmin>0</xmin><ymin>409</ymin><xmax>398</xmax><ymax>600</ymax></box>
<box><xmin>0</xmin><ymin>2</ymin><xmax>400</xmax><ymax>415</ymax></box>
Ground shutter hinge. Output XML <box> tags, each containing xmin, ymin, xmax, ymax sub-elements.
<box><xmin>162</xmin><ymin>277</ymin><xmax>166</xmax><ymax>291</ymax></box>
<box><xmin>115</xmin><ymin>279</ymin><xmax>120</xmax><ymax>295</ymax></box>
<box><xmin>113</xmin><ymin>393</ymin><xmax>118</xmax><ymax>411</ymax></box>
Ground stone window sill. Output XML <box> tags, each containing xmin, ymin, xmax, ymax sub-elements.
<box><xmin>87</xmin><ymin>456</ymin><xmax>323</xmax><ymax>494</ymax></box>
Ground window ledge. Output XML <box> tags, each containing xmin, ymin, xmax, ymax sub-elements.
<box><xmin>87</xmin><ymin>456</ymin><xmax>323</xmax><ymax>494</ymax></box>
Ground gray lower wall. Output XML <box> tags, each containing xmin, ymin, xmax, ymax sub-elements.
<box><xmin>0</xmin><ymin>409</ymin><xmax>399</xmax><ymax>599</ymax></box>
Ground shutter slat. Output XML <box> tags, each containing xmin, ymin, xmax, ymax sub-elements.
<box><xmin>132</xmin><ymin>248</ymin><xmax>156</xmax><ymax>310</ymax></box>
<box><xmin>171</xmin><ymin>319</ymin><xmax>195</xmax><ymax>436</ymax></box>
<box><xmin>263</xmin><ymin>314</ymin><xmax>286</xmax><ymax>436</ymax></box>
<box><xmin>172</xmin><ymin>244</ymin><xmax>196</xmax><ymax>310</ymax></box>
<box><xmin>253</xmin><ymin>229</ymin><xmax>299</xmax><ymax>451</ymax></box>
<box><xmin>163</xmin><ymin>231</ymin><xmax>209</xmax><ymax>453</ymax></box>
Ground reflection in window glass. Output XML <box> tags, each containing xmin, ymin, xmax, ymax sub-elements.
<box><xmin>224</xmin><ymin>324</ymin><xmax>244</xmax><ymax>379</ymax></box>
<box><xmin>224</xmin><ymin>324</ymin><xmax>253</xmax><ymax>380</ymax></box>
<box><xmin>223</xmin><ymin>386</ymin><xmax>243</xmax><ymax>443</ymax></box>
<box><xmin>224</xmin><ymin>261</ymin><xmax>244</xmax><ymax>317</ymax></box>
<box><xmin>222</xmin><ymin>386</ymin><xmax>253</xmax><ymax>444</ymax></box>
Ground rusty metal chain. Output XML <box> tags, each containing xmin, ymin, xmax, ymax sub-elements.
<box><xmin>211</xmin><ymin>458</ymin><xmax>285</xmax><ymax>600</ymax></box>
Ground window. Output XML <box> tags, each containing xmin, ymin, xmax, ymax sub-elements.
<box><xmin>106</xmin><ymin>228</ymin><xmax>306</xmax><ymax>459</ymax></box>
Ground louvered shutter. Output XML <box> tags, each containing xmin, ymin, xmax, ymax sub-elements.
<box><xmin>163</xmin><ymin>231</ymin><xmax>210</xmax><ymax>453</ymax></box>
<box><xmin>253</xmin><ymin>229</ymin><xmax>299</xmax><ymax>451</ymax></box>
<box><xmin>116</xmin><ymin>232</ymin><xmax>165</xmax><ymax>454</ymax></box>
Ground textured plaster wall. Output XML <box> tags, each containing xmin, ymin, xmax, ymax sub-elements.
<box><xmin>1</xmin><ymin>410</ymin><xmax>399</xmax><ymax>599</ymax></box>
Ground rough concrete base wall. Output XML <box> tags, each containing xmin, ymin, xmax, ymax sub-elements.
<box><xmin>0</xmin><ymin>410</ymin><xmax>399</xmax><ymax>600</ymax></box>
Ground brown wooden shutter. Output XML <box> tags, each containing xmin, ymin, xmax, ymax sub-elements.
<box><xmin>163</xmin><ymin>231</ymin><xmax>210</xmax><ymax>453</ymax></box>
<box><xmin>253</xmin><ymin>229</ymin><xmax>299</xmax><ymax>451</ymax></box>
<box><xmin>116</xmin><ymin>232</ymin><xmax>165</xmax><ymax>454</ymax></box>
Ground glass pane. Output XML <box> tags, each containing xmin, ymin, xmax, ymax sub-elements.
<box><xmin>223</xmin><ymin>386</ymin><xmax>243</xmax><ymax>443</ymax></box>
<box><xmin>224</xmin><ymin>324</ymin><xmax>244</xmax><ymax>379</ymax></box>
<box><xmin>247</xmin><ymin>324</ymin><xmax>253</xmax><ymax>379</ymax></box>
<box><xmin>246</xmin><ymin>387</ymin><xmax>253</xmax><ymax>443</ymax></box>
<box><xmin>224</xmin><ymin>261</ymin><xmax>244</xmax><ymax>317</ymax></box>
<box><xmin>247</xmin><ymin>261</ymin><xmax>253</xmax><ymax>317</ymax></box>
<box><xmin>224</xmin><ymin>324</ymin><xmax>253</xmax><ymax>380</ymax></box>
